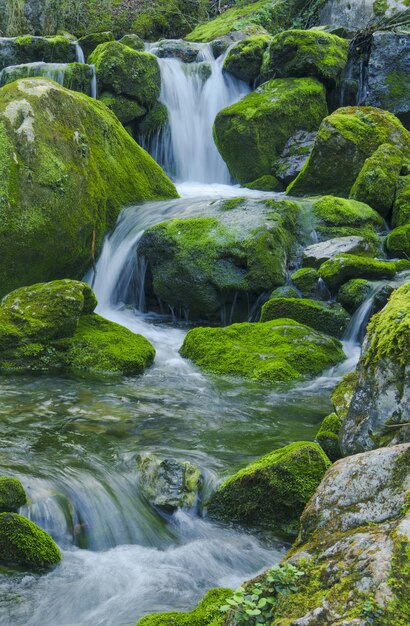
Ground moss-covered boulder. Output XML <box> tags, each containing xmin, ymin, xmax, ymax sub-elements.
<box><xmin>223</xmin><ymin>35</ymin><xmax>272</xmax><ymax>83</ymax></box>
<box><xmin>207</xmin><ymin>442</ymin><xmax>331</xmax><ymax>537</ymax></box>
<box><xmin>260</xmin><ymin>298</ymin><xmax>350</xmax><ymax>338</ymax></box>
<box><xmin>213</xmin><ymin>77</ymin><xmax>328</xmax><ymax>184</ymax></box>
<box><xmin>243</xmin><ymin>174</ymin><xmax>282</xmax><ymax>192</ymax></box>
<box><xmin>393</xmin><ymin>175</ymin><xmax>410</xmax><ymax>227</ymax></box>
<box><xmin>331</xmin><ymin>371</ymin><xmax>358</xmax><ymax>420</ymax></box>
<box><xmin>0</xmin><ymin>512</ymin><xmax>61</xmax><ymax>570</ymax></box>
<box><xmin>0</xmin><ymin>280</ymin><xmax>155</xmax><ymax>377</ymax></box>
<box><xmin>89</xmin><ymin>41</ymin><xmax>160</xmax><ymax>109</ymax></box>
<box><xmin>137</xmin><ymin>588</ymin><xmax>231</xmax><ymax>626</ymax></box>
<box><xmin>138</xmin><ymin>198</ymin><xmax>300</xmax><ymax>322</ymax></box>
<box><xmin>340</xmin><ymin>283</ymin><xmax>410</xmax><ymax>455</ymax></box>
<box><xmin>0</xmin><ymin>35</ymin><xmax>76</xmax><ymax>70</ymax></box>
<box><xmin>336</xmin><ymin>279</ymin><xmax>375</xmax><ymax>314</ymax></box>
<box><xmin>261</xmin><ymin>29</ymin><xmax>348</xmax><ymax>86</ymax></box>
<box><xmin>118</xmin><ymin>34</ymin><xmax>145</xmax><ymax>52</ymax></box>
<box><xmin>318</xmin><ymin>254</ymin><xmax>398</xmax><ymax>291</ymax></box>
<box><xmin>77</xmin><ymin>32</ymin><xmax>114</xmax><ymax>60</ymax></box>
<box><xmin>99</xmin><ymin>92</ymin><xmax>146</xmax><ymax>125</ymax></box>
<box><xmin>0</xmin><ymin>478</ymin><xmax>27</xmax><ymax>512</ymax></box>
<box><xmin>0</xmin><ymin>78</ymin><xmax>176</xmax><ymax>296</ymax></box>
<box><xmin>350</xmin><ymin>143</ymin><xmax>404</xmax><ymax>218</ymax></box>
<box><xmin>386</xmin><ymin>224</ymin><xmax>410</xmax><ymax>259</ymax></box>
<box><xmin>315</xmin><ymin>413</ymin><xmax>342</xmax><ymax>461</ymax></box>
<box><xmin>288</xmin><ymin>107</ymin><xmax>410</xmax><ymax>197</ymax></box>
<box><xmin>303</xmin><ymin>235</ymin><xmax>380</xmax><ymax>269</ymax></box>
<box><xmin>308</xmin><ymin>196</ymin><xmax>385</xmax><ymax>242</ymax></box>
<box><xmin>180</xmin><ymin>319</ymin><xmax>345</xmax><ymax>383</ymax></box>
<box><xmin>290</xmin><ymin>268</ymin><xmax>320</xmax><ymax>298</ymax></box>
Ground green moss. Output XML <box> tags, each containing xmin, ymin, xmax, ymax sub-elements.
<box><xmin>315</xmin><ymin>413</ymin><xmax>342</xmax><ymax>461</ymax></box>
<box><xmin>374</xmin><ymin>0</ymin><xmax>389</xmax><ymax>15</ymax></box>
<box><xmin>12</xmin><ymin>35</ymin><xmax>77</xmax><ymax>64</ymax></box>
<box><xmin>393</xmin><ymin>175</ymin><xmax>410</xmax><ymax>228</ymax></box>
<box><xmin>319</xmin><ymin>254</ymin><xmax>398</xmax><ymax>291</ymax></box>
<box><xmin>386</xmin><ymin>224</ymin><xmax>410</xmax><ymax>259</ymax></box>
<box><xmin>0</xmin><ymin>62</ymin><xmax>96</xmax><ymax>97</ymax></box>
<box><xmin>118</xmin><ymin>34</ymin><xmax>145</xmax><ymax>51</ymax></box>
<box><xmin>243</xmin><ymin>174</ymin><xmax>282</xmax><ymax>191</ymax></box>
<box><xmin>89</xmin><ymin>42</ymin><xmax>160</xmax><ymax>108</ymax></box>
<box><xmin>288</xmin><ymin>107</ymin><xmax>410</xmax><ymax>198</ymax></box>
<box><xmin>0</xmin><ymin>512</ymin><xmax>61</xmax><ymax>569</ymax></box>
<box><xmin>207</xmin><ymin>442</ymin><xmax>331</xmax><ymax>537</ymax></box>
<box><xmin>310</xmin><ymin>195</ymin><xmax>385</xmax><ymax>241</ymax></box>
<box><xmin>260</xmin><ymin>297</ymin><xmax>350</xmax><ymax>338</ymax></box>
<box><xmin>261</xmin><ymin>28</ymin><xmax>348</xmax><ymax>86</ymax></box>
<box><xmin>290</xmin><ymin>267</ymin><xmax>319</xmax><ymax>297</ymax></box>
<box><xmin>137</xmin><ymin>588</ymin><xmax>232</xmax><ymax>626</ymax></box>
<box><xmin>270</xmin><ymin>285</ymin><xmax>300</xmax><ymax>299</ymax></box>
<box><xmin>77</xmin><ymin>32</ymin><xmax>114</xmax><ymax>60</ymax></box>
<box><xmin>384</xmin><ymin>527</ymin><xmax>410</xmax><ymax>626</ymax></box>
<box><xmin>336</xmin><ymin>279</ymin><xmax>374</xmax><ymax>314</ymax></box>
<box><xmin>350</xmin><ymin>143</ymin><xmax>404</xmax><ymax>218</ymax></box>
<box><xmin>0</xmin><ymin>478</ymin><xmax>27</xmax><ymax>512</ymax></box>
<box><xmin>213</xmin><ymin>77</ymin><xmax>328</xmax><ymax>184</ymax></box>
<box><xmin>99</xmin><ymin>92</ymin><xmax>146</xmax><ymax>125</ymax></box>
<box><xmin>0</xmin><ymin>78</ymin><xmax>177</xmax><ymax>296</ymax></box>
<box><xmin>223</xmin><ymin>35</ymin><xmax>272</xmax><ymax>83</ymax></box>
<box><xmin>137</xmin><ymin>102</ymin><xmax>169</xmax><ymax>141</ymax></box>
<box><xmin>180</xmin><ymin>319</ymin><xmax>345</xmax><ymax>383</ymax></box>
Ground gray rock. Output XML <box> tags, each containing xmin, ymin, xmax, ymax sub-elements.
<box><xmin>148</xmin><ymin>39</ymin><xmax>204</xmax><ymax>63</ymax></box>
<box><xmin>0</xmin><ymin>36</ymin><xmax>76</xmax><ymax>71</ymax></box>
<box><xmin>275</xmin><ymin>130</ymin><xmax>316</xmax><ymax>186</ymax></box>
<box><xmin>136</xmin><ymin>453</ymin><xmax>201</xmax><ymax>511</ymax></box>
<box><xmin>366</xmin><ymin>31</ymin><xmax>410</xmax><ymax>129</ymax></box>
<box><xmin>319</xmin><ymin>0</ymin><xmax>408</xmax><ymax>31</ymax></box>
<box><xmin>302</xmin><ymin>236</ymin><xmax>377</xmax><ymax>269</ymax></box>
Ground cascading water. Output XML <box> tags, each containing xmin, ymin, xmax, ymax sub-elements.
<box><xmin>144</xmin><ymin>43</ymin><xmax>249</xmax><ymax>183</ymax></box>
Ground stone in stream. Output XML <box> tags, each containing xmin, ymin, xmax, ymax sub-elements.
<box><xmin>137</xmin><ymin>588</ymin><xmax>232</xmax><ymax>626</ymax></box>
<box><xmin>77</xmin><ymin>32</ymin><xmax>115</xmax><ymax>60</ymax></box>
<box><xmin>223</xmin><ymin>35</ymin><xmax>273</xmax><ymax>83</ymax></box>
<box><xmin>303</xmin><ymin>236</ymin><xmax>379</xmax><ymax>269</ymax></box>
<box><xmin>0</xmin><ymin>512</ymin><xmax>62</xmax><ymax>570</ymax></box>
<box><xmin>340</xmin><ymin>282</ymin><xmax>410</xmax><ymax>455</ymax></box>
<box><xmin>0</xmin><ymin>477</ymin><xmax>27</xmax><ymax>512</ymax></box>
<box><xmin>318</xmin><ymin>254</ymin><xmax>400</xmax><ymax>292</ymax></box>
<box><xmin>0</xmin><ymin>35</ymin><xmax>77</xmax><ymax>70</ymax></box>
<box><xmin>136</xmin><ymin>453</ymin><xmax>201</xmax><ymax>512</ymax></box>
<box><xmin>386</xmin><ymin>224</ymin><xmax>410</xmax><ymax>259</ymax></box>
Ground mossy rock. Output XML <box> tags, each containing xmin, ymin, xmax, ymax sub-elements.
<box><xmin>336</xmin><ymin>279</ymin><xmax>374</xmax><ymax>314</ymax></box>
<box><xmin>0</xmin><ymin>478</ymin><xmax>27</xmax><ymax>512</ymax></box>
<box><xmin>260</xmin><ymin>297</ymin><xmax>350</xmax><ymax>338</ymax></box>
<box><xmin>118</xmin><ymin>34</ymin><xmax>144</xmax><ymax>51</ymax></box>
<box><xmin>138</xmin><ymin>199</ymin><xmax>300</xmax><ymax>322</ymax></box>
<box><xmin>99</xmin><ymin>92</ymin><xmax>146</xmax><ymax>125</ymax></box>
<box><xmin>261</xmin><ymin>28</ymin><xmax>349</xmax><ymax>86</ymax></box>
<box><xmin>180</xmin><ymin>319</ymin><xmax>345</xmax><ymax>383</ymax></box>
<box><xmin>77</xmin><ymin>32</ymin><xmax>114</xmax><ymax>60</ymax></box>
<box><xmin>290</xmin><ymin>267</ymin><xmax>320</xmax><ymax>298</ymax></box>
<box><xmin>89</xmin><ymin>41</ymin><xmax>160</xmax><ymax>108</ymax></box>
<box><xmin>207</xmin><ymin>442</ymin><xmax>331</xmax><ymax>537</ymax></box>
<box><xmin>386</xmin><ymin>224</ymin><xmax>410</xmax><ymax>259</ymax></box>
<box><xmin>319</xmin><ymin>254</ymin><xmax>398</xmax><ymax>291</ymax></box>
<box><xmin>0</xmin><ymin>62</ymin><xmax>97</xmax><ymax>97</ymax></box>
<box><xmin>0</xmin><ymin>35</ymin><xmax>77</xmax><ymax>70</ymax></box>
<box><xmin>0</xmin><ymin>78</ymin><xmax>176</xmax><ymax>296</ymax></box>
<box><xmin>0</xmin><ymin>512</ymin><xmax>61</xmax><ymax>570</ymax></box>
<box><xmin>243</xmin><ymin>175</ymin><xmax>282</xmax><ymax>191</ymax></box>
<box><xmin>0</xmin><ymin>280</ymin><xmax>155</xmax><ymax>377</ymax></box>
<box><xmin>309</xmin><ymin>196</ymin><xmax>385</xmax><ymax>242</ymax></box>
<box><xmin>137</xmin><ymin>102</ymin><xmax>169</xmax><ymax>142</ymax></box>
<box><xmin>213</xmin><ymin>77</ymin><xmax>328</xmax><ymax>184</ymax></box>
<box><xmin>315</xmin><ymin>412</ymin><xmax>342</xmax><ymax>461</ymax></box>
<box><xmin>303</xmin><ymin>235</ymin><xmax>380</xmax><ymax>269</ymax></box>
<box><xmin>288</xmin><ymin>106</ymin><xmax>410</xmax><ymax>197</ymax></box>
<box><xmin>350</xmin><ymin>143</ymin><xmax>404</xmax><ymax>218</ymax></box>
<box><xmin>331</xmin><ymin>371</ymin><xmax>358</xmax><ymax>419</ymax></box>
<box><xmin>269</xmin><ymin>285</ymin><xmax>300</xmax><ymax>299</ymax></box>
<box><xmin>137</xmin><ymin>588</ymin><xmax>232</xmax><ymax>626</ymax></box>
<box><xmin>223</xmin><ymin>35</ymin><xmax>272</xmax><ymax>83</ymax></box>
<box><xmin>392</xmin><ymin>175</ymin><xmax>410</xmax><ymax>228</ymax></box>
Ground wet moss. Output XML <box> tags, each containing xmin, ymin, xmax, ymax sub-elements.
<box><xmin>290</xmin><ymin>267</ymin><xmax>319</xmax><ymax>298</ymax></box>
<box><xmin>223</xmin><ymin>35</ymin><xmax>272</xmax><ymax>83</ymax></box>
<box><xmin>99</xmin><ymin>92</ymin><xmax>146</xmax><ymax>125</ymax></box>
<box><xmin>319</xmin><ymin>254</ymin><xmax>397</xmax><ymax>291</ymax></box>
<box><xmin>0</xmin><ymin>512</ymin><xmax>61</xmax><ymax>570</ymax></box>
<box><xmin>310</xmin><ymin>195</ymin><xmax>385</xmax><ymax>242</ymax></box>
<box><xmin>137</xmin><ymin>588</ymin><xmax>232</xmax><ymax>626</ymax></box>
<box><xmin>315</xmin><ymin>413</ymin><xmax>342</xmax><ymax>461</ymax></box>
<box><xmin>392</xmin><ymin>175</ymin><xmax>410</xmax><ymax>228</ymax></box>
<box><xmin>336</xmin><ymin>279</ymin><xmax>374</xmax><ymax>314</ymax></box>
<box><xmin>0</xmin><ymin>478</ymin><xmax>27</xmax><ymax>512</ymax></box>
<box><xmin>77</xmin><ymin>32</ymin><xmax>114</xmax><ymax>60</ymax></box>
<box><xmin>386</xmin><ymin>224</ymin><xmax>410</xmax><ymax>259</ymax></box>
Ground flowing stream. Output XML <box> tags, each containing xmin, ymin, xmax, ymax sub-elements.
<box><xmin>0</xmin><ymin>40</ymin><xmax>395</xmax><ymax>626</ymax></box>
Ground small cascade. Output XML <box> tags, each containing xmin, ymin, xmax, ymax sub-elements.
<box><xmin>145</xmin><ymin>42</ymin><xmax>250</xmax><ymax>183</ymax></box>
<box><xmin>74</xmin><ymin>41</ymin><xmax>86</xmax><ymax>64</ymax></box>
<box><xmin>0</xmin><ymin>61</ymin><xmax>97</xmax><ymax>97</ymax></box>
<box><xmin>90</xmin><ymin>64</ymin><xmax>97</xmax><ymax>98</ymax></box>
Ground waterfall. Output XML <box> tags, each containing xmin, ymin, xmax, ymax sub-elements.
<box><xmin>146</xmin><ymin>43</ymin><xmax>249</xmax><ymax>184</ymax></box>
<box><xmin>0</xmin><ymin>61</ymin><xmax>97</xmax><ymax>97</ymax></box>
<box><xmin>74</xmin><ymin>41</ymin><xmax>86</xmax><ymax>64</ymax></box>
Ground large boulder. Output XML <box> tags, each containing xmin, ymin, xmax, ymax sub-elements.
<box><xmin>207</xmin><ymin>442</ymin><xmax>331</xmax><ymax>537</ymax></box>
<box><xmin>0</xmin><ymin>35</ymin><xmax>76</xmax><ymax>70</ymax></box>
<box><xmin>319</xmin><ymin>0</ymin><xmax>408</xmax><ymax>30</ymax></box>
<box><xmin>77</xmin><ymin>32</ymin><xmax>115</xmax><ymax>60</ymax></box>
<box><xmin>223</xmin><ymin>35</ymin><xmax>272</xmax><ymax>83</ymax></box>
<box><xmin>0</xmin><ymin>512</ymin><xmax>62</xmax><ymax>570</ymax></box>
<box><xmin>0</xmin><ymin>78</ymin><xmax>176</xmax><ymax>296</ymax></box>
<box><xmin>138</xmin><ymin>198</ymin><xmax>300</xmax><ymax>322</ymax></box>
<box><xmin>340</xmin><ymin>282</ymin><xmax>410</xmax><ymax>455</ymax></box>
<box><xmin>0</xmin><ymin>280</ymin><xmax>156</xmax><ymax>377</ymax></box>
<box><xmin>180</xmin><ymin>319</ymin><xmax>345</xmax><ymax>383</ymax></box>
<box><xmin>0</xmin><ymin>477</ymin><xmax>27</xmax><ymax>512</ymax></box>
<box><xmin>261</xmin><ymin>29</ymin><xmax>348</xmax><ymax>86</ymax></box>
<box><xmin>287</xmin><ymin>106</ymin><xmax>410</xmax><ymax>197</ymax></box>
<box><xmin>213</xmin><ymin>77</ymin><xmax>328</xmax><ymax>184</ymax></box>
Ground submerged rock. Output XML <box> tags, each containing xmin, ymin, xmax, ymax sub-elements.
<box><xmin>0</xmin><ymin>512</ymin><xmax>61</xmax><ymax>570</ymax></box>
<box><xmin>136</xmin><ymin>453</ymin><xmax>201</xmax><ymax>512</ymax></box>
<box><xmin>0</xmin><ymin>280</ymin><xmax>155</xmax><ymax>377</ymax></box>
<box><xmin>340</xmin><ymin>282</ymin><xmax>410</xmax><ymax>455</ymax></box>
<box><xmin>180</xmin><ymin>319</ymin><xmax>345</xmax><ymax>383</ymax></box>
<box><xmin>213</xmin><ymin>77</ymin><xmax>328</xmax><ymax>184</ymax></box>
<box><xmin>207</xmin><ymin>442</ymin><xmax>331</xmax><ymax>537</ymax></box>
<box><xmin>0</xmin><ymin>477</ymin><xmax>27</xmax><ymax>512</ymax></box>
<box><xmin>0</xmin><ymin>78</ymin><xmax>176</xmax><ymax>296</ymax></box>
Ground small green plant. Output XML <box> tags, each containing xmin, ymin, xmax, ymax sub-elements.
<box><xmin>220</xmin><ymin>563</ymin><xmax>304</xmax><ymax>625</ymax></box>
<box><xmin>361</xmin><ymin>598</ymin><xmax>384</xmax><ymax>623</ymax></box>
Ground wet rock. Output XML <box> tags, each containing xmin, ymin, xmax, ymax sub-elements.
<box><xmin>319</xmin><ymin>255</ymin><xmax>398</xmax><ymax>292</ymax></box>
<box><xmin>319</xmin><ymin>0</ymin><xmax>408</xmax><ymax>30</ymax></box>
<box><xmin>386</xmin><ymin>224</ymin><xmax>410</xmax><ymax>259</ymax></box>
<box><xmin>223</xmin><ymin>35</ymin><xmax>272</xmax><ymax>83</ymax></box>
<box><xmin>118</xmin><ymin>34</ymin><xmax>144</xmax><ymax>52</ymax></box>
<box><xmin>0</xmin><ymin>35</ymin><xmax>76</xmax><ymax>70</ymax></box>
<box><xmin>275</xmin><ymin>130</ymin><xmax>316</xmax><ymax>186</ymax></box>
<box><xmin>303</xmin><ymin>236</ymin><xmax>380</xmax><ymax>269</ymax></box>
<box><xmin>290</xmin><ymin>268</ymin><xmax>320</xmax><ymax>298</ymax></box>
<box><xmin>136</xmin><ymin>453</ymin><xmax>201</xmax><ymax>511</ymax></box>
<box><xmin>315</xmin><ymin>413</ymin><xmax>342</xmax><ymax>461</ymax></box>
<box><xmin>0</xmin><ymin>512</ymin><xmax>62</xmax><ymax>570</ymax></box>
<box><xmin>77</xmin><ymin>32</ymin><xmax>114</xmax><ymax>60</ymax></box>
<box><xmin>336</xmin><ymin>278</ymin><xmax>375</xmax><ymax>313</ymax></box>
<box><xmin>148</xmin><ymin>39</ymin><xmax>203</xmax><ymax>62</ymax></box>
<box><xmin>0</xmin><ymin>478</ymin><xmax>27</xmax><ymax>512</ymax></box>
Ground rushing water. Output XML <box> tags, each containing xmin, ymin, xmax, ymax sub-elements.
<box><xmin>0</xmin><ymin>39</ymin><xmax>393</xmax><ymax>626</ymax></box>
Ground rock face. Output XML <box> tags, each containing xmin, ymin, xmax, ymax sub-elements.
<box><xmin>180</xmin><ymin>319</ymin><xmax>345</xmax><ymax>383</ymax></box>
<box><xmin>319</xmin><ymin>0</ymin><xmax>408</xmax><ymax>30</ymax></box>
<box><xmin>0</xmin><ymin>78</ymin><xmax>176</xmax><ymax>296</ymax></box>
<box><xmin>0</xmin><ymin>512</ymin><xmax>62</xmax><ymax>570</ymax></box>
<box><xmin>288</xmin><ymin>106</ymin><xmax>410</xmax><ymax>198</ymax></box>
<box><xmin>0</xmin><ymin>280</ymin><xmax>156</xmax><ymax>377</ymax></box>
<box><xmin>137</xmin><ymin>454</ymin><xmax>201</xmax><ymax>511</ymax></box>
<box><xmin>366</xmin><ymin>31</ymin><xmax>410</xmax><ymax>129</ymax></box>
<box><xmin>340</xmin><ymin>282</ymin><xmax>410</xmax><ymax>455</ymax></box>
<box><xmin>208</xmin><ymin>442</ymin><xmax>331</xmax><ymax>537</ymax></box>
<box><xmin>213</xmin><ymin>77</ymin><xmax>328</xmax><ymax>184</ymax></box>
<box><xmin>138</xmin><ymin>198</ymin><xmax>300</xmax><ymax>322</ymax></box>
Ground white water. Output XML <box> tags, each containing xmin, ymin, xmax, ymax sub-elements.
<box><xmin>145</xmin><ymin>43</ymin><xmax>249</xmax><ymax>183</ymax></box>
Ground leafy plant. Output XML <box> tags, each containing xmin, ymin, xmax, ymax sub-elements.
<box><xmin>220</xmin><ymin>563</ymin><xmax>304</xmax><ymax>625</ymax></box>
<box><xmin>361</xmin><ymin>598</ymin><xmax>384</xmax><ymax>624</ymax></box>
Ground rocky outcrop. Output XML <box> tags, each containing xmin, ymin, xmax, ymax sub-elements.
<box><xmin>319</xmin><ymin>0</ymin><xmax>408</xmax><ymax>30</ymax></box>
<box><xmin>340</xmin><ymin>282</ymin><xmax>410</xmax><ymax>455</ymax></box>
